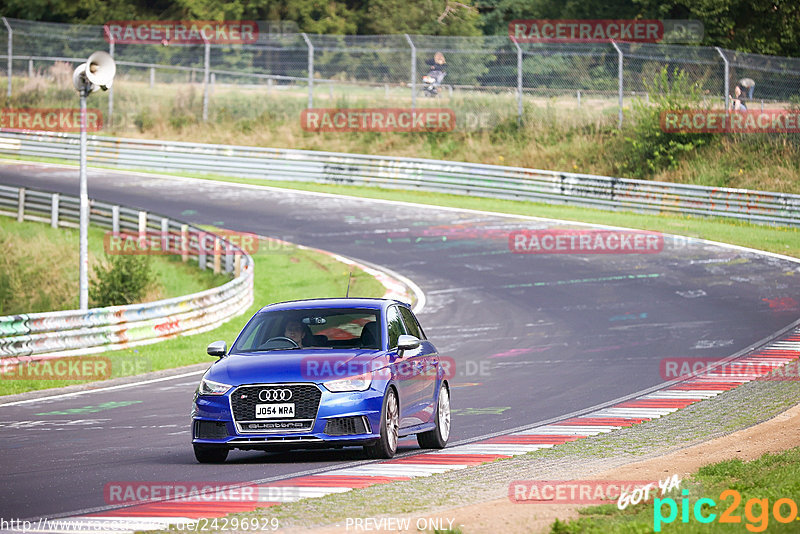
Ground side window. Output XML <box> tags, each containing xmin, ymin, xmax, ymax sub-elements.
<box><xmin>398</xmin><ymin>306</ymin><xmax>424</xmax><ymax>340</ymax></box>
<box><xmin>386</xmin><ymin>306</ymin><xmax>406</xmax><ymax>349</ymax></box>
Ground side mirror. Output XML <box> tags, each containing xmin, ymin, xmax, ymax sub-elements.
<box><xmin>396</xmin><ymin>335</ymin><xmax>421</xmax><ymax>356</ymax></box>
<box><xmin>207</xmin><ymin>341</ymin><xmax>227</xmax><ymax>358</ymax></box>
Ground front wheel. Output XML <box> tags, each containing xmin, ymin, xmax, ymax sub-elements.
<box><xmin>364</xmin><ymin>388</ymin><xmax>399</xmax><ymax>459</ymax></box>
<box><xmin>194</xmin><ymin>443</ymin><xmax>229</xmax><ymax>463</ymax></box>
<box><xmin>417</xmin><ymin>381</ymin><xmax>450</xmax><ymax>449</ymax></box>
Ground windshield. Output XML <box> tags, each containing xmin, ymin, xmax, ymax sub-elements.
<box><xmin>230</xmin><ymin>307</ymin><xmax>382</xmax><ymax>352</ymax></box>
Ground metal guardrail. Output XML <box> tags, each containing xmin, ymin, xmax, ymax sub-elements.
<box><xmin>1</xmin><ymin>131</ymin><xmax>799</xmax><ymax>227</ymax></box>
<box><xmin>0</xmin><ymin>183</ymin><xmax>254</xmax><ymax>359</ymax></box>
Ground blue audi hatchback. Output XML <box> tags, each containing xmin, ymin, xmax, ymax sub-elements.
<box><xmin>191</xmin><ymin>298</ymin><xmax>450</xmax><ymax>463</ymax></box>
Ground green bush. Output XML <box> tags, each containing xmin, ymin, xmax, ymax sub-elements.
<box><xmin>90</xmin><ymin>254</ymin><xmax>153</xmax><ymax>307</ymax></box>
<box><xmin>619</xmin><ymin>67</ymin><xmax>716</xmax><ymax>178</ymax></box>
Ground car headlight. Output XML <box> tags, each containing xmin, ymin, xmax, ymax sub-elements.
<box><xmin>197</xmin><ymin>378</ymin><xmax>232</xmax><ymax>396</ymax></box>
<box><xmin>324</xmin><ymin>372</ymin><xmax>372</xmax><ymax>392</ymax></box>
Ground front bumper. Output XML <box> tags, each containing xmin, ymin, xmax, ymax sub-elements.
<box><xmin>192</xmin><ymin>383</ymin><xmax>385</xmax><ymax>449</ymax></box>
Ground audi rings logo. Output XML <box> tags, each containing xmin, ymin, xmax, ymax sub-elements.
<box><xmin>258</xmin><ymin>389</ymin><xmax>292</xmax><ymax>402</ymax></box>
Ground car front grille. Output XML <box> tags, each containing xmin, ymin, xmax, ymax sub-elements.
<box><xmin>230</xmin><ymin>384</ymin><xmax>322</xmax><ymax>433</ymax></box>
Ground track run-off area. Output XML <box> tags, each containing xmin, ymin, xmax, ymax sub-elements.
<box><xmin>1</xmin><ymin>161</ymin><xmax>800</xmax><ymax>528</ymax></box>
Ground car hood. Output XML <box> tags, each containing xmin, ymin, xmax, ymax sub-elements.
<box><xmin>204</xmin><ymin>349</ymin><xmax>389</xmax><ymax>386</ymax></box>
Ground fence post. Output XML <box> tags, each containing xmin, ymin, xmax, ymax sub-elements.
<box><xmin>51</xmin><ymin>193</ymin><xmax>59</xmax><ymax>228</ymax></box>
<box><xmin>112</xmin><ymin>205</ymin><xmax>120</xmax><ymax>233</ymax></box>
<box><xmin>404</xmin><ymin>34</ymin><xmax>416</xmax><ymax>110</ymax></box>
<box><xmin>181</xmin><ymin>224</ymin><xmax>189</xmax><ymax>262</ymax></box>
<box><xmin>301</xmin><ymin>33</ymin><xmax>314</xmax><ymax>109</ymax></box>
<box><xmin>198</xmin><ymin>231</ymin><xmax>207</xmax><ymax>270</ymax></box>
<box><xmin>149</xmin><ymin>67</ymin><xmax>154</xmax><ymax>88</ymax></box>
<box><xmin>138</xmin><ymin>211</ymin><xmax>147</xmax><ymax>249</ymax></box>
<box><xmin>511</xmin><ymin>39</ymin><xmax>523</xmax><ymax>125</ymax></box>
<box><xmin>715</xmin><ymin>47</ymin><xmax>730</xmax><ymax>110</ymax></box>
<box><xmin>611</xmin><ymin>40</ymin><xmax>623</xmax><ymax>129</ymax></box>
<box><xmin>2</xmin><ymin>17</ymin><xmax>11</xmax><ymax>97</ymax></box>
<box><xmin>161</xmin><ymin>217</ymin><xmax>169</xmax><ymax>253</ymax></box>
<box><xmin>28</xmin><ymin>59</ymin><xmax>33</xmax><ymax>78</ymax></box>
<box><xmin>202</xmin><ymin>40</ymin><xmax>210</xmax><ymax>121</ymax></box>
<box><xmin>213</xmin><ymin>237</ymin><xmax>221</xmax><ymax>274</ymax></box>
<box><xmin>225</xmin><ymin>242</ymin><xmax>234</xmax><ymax>273</ymax></box>
<box><xmin>17</xmin><ymin>188</ymin><xmax>25</xmax><ymax>222</ymax></box>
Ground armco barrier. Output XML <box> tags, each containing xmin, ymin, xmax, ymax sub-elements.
<box><xmin>0</xmin><ymin>184</ymin><xmax>254</xmax><ymax>360</ymax></box>
<box><xmin>0</xmin><ymin>131</ymin><xmax>798</xmax><ymax>227</ymax></box>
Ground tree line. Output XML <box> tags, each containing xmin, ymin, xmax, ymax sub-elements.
<box><xmin>3</xmin><ymin>0</ymin><xmax>799</xmax><ymax>57</ymax></box>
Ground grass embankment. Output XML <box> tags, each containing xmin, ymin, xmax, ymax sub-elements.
<box><xmin>0</xmin><ymin>216</ymin><xmax>228</xmax><ymax>315</ymax></box>
<box><xmin>5</xmin><ymin>72</ymin><xmax>800</xmax><ymax>194</ymax></box>
<box><xmin>0</xmin><ymin>232</ymin><xmax>386</xmax><ymax>396</ymax></box>
<box><xmin>551</xmin><ymin>448</ymin><xmax>800</xmax><ymax>533</ymax></box>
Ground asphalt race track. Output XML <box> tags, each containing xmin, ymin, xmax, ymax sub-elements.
<box><xmin>2</xmin><ymin>162</ymin><xmax>799</xmax><ymax>521</ymax></box>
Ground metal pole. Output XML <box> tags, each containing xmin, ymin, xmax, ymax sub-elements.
<box><xmin>79</xmin><ymin>87</ymin><xmax>89</xmax><ymax>310</ymax></box>
<box><xmin>611</xmin><ymin>40</ymin><xmax>623</xmax><ymax>129</ymax></box>
<box><xmin>149</xmin><ymin>67</ymin><xmax>154</xmax><ymax>88</ymax></box>
<box><xmin>404</xmin><ymin>34</ymin><xmax>416</xmax><ymax>110</ymax></box>
<box><xmin>2</xmin><ymin>17</ymin><xmax>12</xmax><ymax>97</ymax></box>
<box><xmin>51</xmin><ymin>193</ymin><xmax>59</xmax><ymax>228</ymax></box>
<box><xmin>715</xmin><ymin>47</ymin><xmax>729</xmax><ymax>110</ymax></box>
<box><xmin>107</xmin><ymin>38</ymin><xmax>115</xmax><ymax>128</ymax></box>
<box><xmin>301</xmin><ymin>33</ymin><xmax>313</xmax><ymax>109</ymax></box>
<box><xmin>202</xmin><ymin>41</ymin><xmax>210</xmax><ymax>121</ymax></box>
<box><xmin>511</xmin><ymin>39</ymin><xmax>523</xmax><ymax>125</ymax></box>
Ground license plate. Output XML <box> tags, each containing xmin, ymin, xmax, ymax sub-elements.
<box><xmin>255</xmin><ymin>403</ymin><xmax>295</xmax><ymax>418</ymax></box>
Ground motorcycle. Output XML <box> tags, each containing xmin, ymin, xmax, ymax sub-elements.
<box><xmin>422</xmin><ymin>71</ymin><xmax>446</xmax><ymax>97</ymax></box>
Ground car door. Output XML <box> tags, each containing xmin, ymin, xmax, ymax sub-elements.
<box><xmin>398</xmin><ymin>306</ymin><xmax>437</xmax><ymax>419</ymax></box>
<box><xmin>386</xmin><ymin>305</ymin><xmax>426</xmax><ymax>428</ymax></box>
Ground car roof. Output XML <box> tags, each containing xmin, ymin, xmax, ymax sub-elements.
<box><xmin>256</xmin><ymin>298</ymin><xmax>411</xmax><ymax>314</ymax></box>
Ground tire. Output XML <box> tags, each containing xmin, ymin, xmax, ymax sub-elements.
<box><xmin>364</xmin><ymin>387</ymin><xmax>399</xmax><ymax>459</ymax></box>
<box><xmin>417</xmin><ymin>381</ymin><xmax>450</xmax><ymax>449</ymax></box>
<box><xmin>194</xmin><ymin>443</ymin><xmax>229</xmax><ymax>463</ymax></box>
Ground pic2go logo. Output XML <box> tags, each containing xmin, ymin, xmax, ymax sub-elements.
<box><xmin>654</xmin><ymin>489</ymin><xmax>800</xmax><ymax>532</ymax></box>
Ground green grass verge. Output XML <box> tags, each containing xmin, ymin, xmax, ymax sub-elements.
<box><xmin>6</xmin><ymin>76</ymin><xmax>800</xmax><ymax>193</ymax></box>
<box><xmin>551</xmin><ymin>447</ymin><xmax>800</xmax><ymax>533</ymax></box>
<box><xmin>0</xmin><ymin>215</ymin><xmax>228</xmax><ymax>314</ymax></box>
<box><xmin>0</xmin><ymin>237</ymin><xmax>386</xmax><ymax>396</ymax></box>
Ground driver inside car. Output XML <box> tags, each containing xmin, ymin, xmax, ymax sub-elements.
<box><xmin>284</xmin><ymin>319</ymin><xmax>329</xmax><ymax>348</ymax></box>
<box><xmin>284</xmin><ymin>320</ymin><xmax>311</xmax><ymax>347</ymax></box>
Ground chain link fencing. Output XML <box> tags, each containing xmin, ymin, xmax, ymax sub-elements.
<box><xmin>1</xmin><ymin>17</ymin><xmax>800</xmax><ymax>131</ymax></box>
